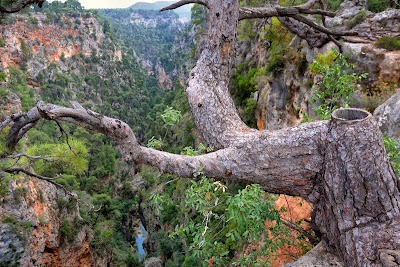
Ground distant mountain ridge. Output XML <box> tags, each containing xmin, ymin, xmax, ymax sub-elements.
<box><xmin>129</xmin><ymin>1</ymin><xmax>193</xmax><ymax>19</ymax></box>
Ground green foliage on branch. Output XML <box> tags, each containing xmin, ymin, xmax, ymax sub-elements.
<box><xmin>161</xmin><ymin>107</ymin><xmax>182</xmax><ymax>126</ymax></box>
<box><xmin>309</xmin><ymin>49</ymin><xmax>367</xmax><ymax>120</ymax></box>
<box><xmin>384</xmin><ymin>136</ymin><xmax>400</xmax><ymax>177</ymax></box>
<box><xmin>27</xmin><ymin>139</ymin><xmax>88</xmax><ymax>177</ymax></box>
<box><xmin>148</xmin><ymin>175</ymin><xmax>311</xmax><ymax>266</ymax></box>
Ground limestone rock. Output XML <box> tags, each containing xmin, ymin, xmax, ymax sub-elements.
<box><xmin>374</xmin><ymin>89</ymin><xmax>400</xmax><ymax>139</ymax></box>
<box><xmin>0</xmin><ymin>178</ymin><xmax>95</xmax><ymax>267</ymax></box>
<box><xmin>144</xmin><ymin>257</ymin><xmax>163</xmax><ymax>267</ymax></box>
<box><xmin>284</xmin><ymin>241</ymin><xmax>344</xmax><ymax>267</ymax></box>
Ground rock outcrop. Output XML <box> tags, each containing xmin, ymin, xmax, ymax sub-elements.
<box><xmin>248</xmin><ymin>6</ymin><xmax>400</xmax><ymax>131</ymax></box>
<box><xmin>0</xmin><ymin>13</ymin><xmax>119</xmax><ymax>80</ymax></box>
<box><xmin>374</xmin><ymin>89</ymin><xmax>400</xmax><ymax>139</ymax></box>
<box><xmin>0</xmin><ymin>178</ymin><xmax>94</xmax><ymax>267</ymax></box>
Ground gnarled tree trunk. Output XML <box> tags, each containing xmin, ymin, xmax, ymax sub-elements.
<box><xmin>314</xmin><ymin>108</ymin><xmax>400</xmax><ymax>266</ymax></box>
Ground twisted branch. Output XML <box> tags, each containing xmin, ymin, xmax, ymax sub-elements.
<box><xmin>160</xmin><ymin>0</ymin><xmax>210</xmax><ymax>11</ymax></box>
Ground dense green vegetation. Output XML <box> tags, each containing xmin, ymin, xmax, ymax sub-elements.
<box><xmin>367</xmin><ymin>0</ymin><xmax>400</xmax><ymax>13</ymax></box>
<box><xmin>0</xmin><ymin>1</ymin><xmax>195</xmax><ymax>265</ymax></box>
<box><xmin>147</xmin><ymin>174</ymin><xmax>311</xmax><ymax>266</ymax></box>
<box><xmin>309</xmin><ymin>49</ymin><xmax>368</xmax><ymax>120</ymax></box>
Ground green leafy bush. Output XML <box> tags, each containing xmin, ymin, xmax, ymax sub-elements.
<box><xmin>0</xmin><ymin>174</ymin><xmax>12</xmax><ymax>200</ymax></box>
<box><xmin>367</xmin><ymin>0</ymin><xmax>391</xmax><ymax>12</ymax></box>
<box><xmin>326</xmin><ymin>0</ymin><xmax>344</xmax><ymax>11</ymax></box>
<box><xmin>384</xmin><ymin>136</ymin><xmax>400</xmax><ymax>177</ymax></box>
<box><xmin>263</xmin><ymin>17</ymin><xmax>292</xmax><ymax>75</ymax></box>
<box><xmin>309</xmin><ymin>49</ymin><xmax>367</xmax><ymax>119</ymax></box>
<box><xmin>346</xmin><ymin>10</ymin><xmax>367</xmax><ymax>29</ymax></box>
<box><xmin>0</xmin><ymin>37</ymin><xmax>5</xmax><ymax>47</ymax></box>
<box><xmin>0</xmin><ymin>86</ymin><xmax>9</xmax><ymax>98</ymax></box>
<box><xmin>59</xmin><ymin>219</ymin><xmax>78</xmax><ymax>242</ymax></box>
<box><xmin>91</xmin><ymin>220</ymin><xmax>115</xmax><ymax>248</ymax></box>
<box><xmin>149</xmin><ymin>176</ymin><xmax>307</xmax><ymax>266</ymax></box>
<box><xmin>161</xmin><ymin>107</ymin><xmax>182</xmax><ymax>126</ymax></box>
<box><xmin>0</xmin><ymin>71</ymin><xmax>6</xmax><ymax>81</ymax></box>
<box><xmin>2</xmin><ymin>215</ymin><xmax>31</xmax><ymax>242</ymax></box>
<box><xmin>376</xmin><ymin>36</ymin><xmax>400</xmax><ymax>51</ymax></box>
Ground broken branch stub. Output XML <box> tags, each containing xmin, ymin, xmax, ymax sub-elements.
<box><xmin>314</xmin><ymin>108</ymin><xmax>400</xmax><ymax>266</ymax></box>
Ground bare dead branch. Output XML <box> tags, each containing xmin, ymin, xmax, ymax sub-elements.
<box><xmin>239</xmin><ymin>8</ymin><xmax>355</xmax><ymax>37</ymax></box>
<box><xmin>281</xmin><ymin>218</ymin><xmax>320</xmax><ymax>246</ymax></box>
<box><xmin>160</xmin><ymin>0</ymin><xmax>210</xmax><ymax>11</ymax></box>
<box><xmin>4</xmin><ymin>167</ymin><xmax>60</xmax><ymax>180</ymax></box>
<box><xmin>0</xmin><ymin>0</ymin><xmax>45</xmax><ymax>13</ymax></box>
<box><xmin>53</xmin><ymin>120</ymin><xmax>76</xmax><ymax>155</ymax></box>
<box><xmin>8</xmin><ymin>153</ymin><xmax>54</xmax><ymax>161</ymax></box>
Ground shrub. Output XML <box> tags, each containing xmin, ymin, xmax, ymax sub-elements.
<box><xmin>0</xmin><ymin>37</ymin><xmax>5</xmax><ymax>47</ymax></box>
<box><xmin>326</xmin><ymin>0</ymin><xmax>344</xmax><ymax>11</ymax></box>
<box><xmin>376</xmin><ymin>36</ymin><xmax>400</xmax><ymax>51</ymax></box>
<box><xmin>0</xmin><ymin>86</ymin><xmax>9</xmax><ymax>98</ymax></box>
<box><xmin>346</xmin><ymin>10</ymin><xmax>367</xmax><ymax>29</ymax></box>
<box><xmin>2</xmin><ymin>215</ymin><xmax>31</xmax><ymax>242</ymax></box>
<box><xmin>367</xmin><ymin>0</ymin><xmax>391</xmax><ymax>12</ymax></box>
<box><xmin>0</xmin><ymin>71</ymin><xmax>6</xmax><ymax>81</ymax></box>
<box><xmin>384</xmin><ymin>136</ymin><xmax>400</xmax><ymax>177</ymax></box>
<box><xmin>13</xmin><ymin>186</ymin><xmax>27</xmax><ymax>204</ymax></box>
<box><xmin>309</xmin><ymin>49</ymin><xmax>368</xmax><ymax>119</ymax></box>
<box><xmin>59</xmin><ymin>219</ymin><xmax>78</xmax><ymax>242</ymax></box>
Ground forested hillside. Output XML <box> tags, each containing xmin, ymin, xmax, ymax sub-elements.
<box><xmin>0</xmin><ymin>1</ymin><xmax>195</xmax><ymax>266</ymax></box>
<box><xmin>1</xmin><ymin>0</ymin><xmax>400</xmax><ymax>266</ymax></box>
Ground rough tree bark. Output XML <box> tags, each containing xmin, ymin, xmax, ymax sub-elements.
<box><xmin>2</xmin><ymin>0</ymin><xmax>400</xmax><ymax>266</ymax></box>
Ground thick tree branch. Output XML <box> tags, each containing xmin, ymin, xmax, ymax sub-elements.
<box><xmin>239</xmin><ymin>6</ymin><xmax>336</xmax><ymax>21</ymax></box>
<box><xmin>239</xmin><ymin>7</ymin><xmax>356</xmax><ymax>37</ymax></box>
<box><xmin>4</xmin><ymin>167</ymin><xmax>74</xmax><ymax>194</ymax></box>
<box><xmin>4</xmin><ymin>101</ymin><xmax>140</xmax><ymax>161</ymax></box>
<box><xmin>288</xmin><ymin>13</ymin><xmax>357</xmax><ymax>37</ymax></box>
<box><xmin>1</xmin><ymin>101</ymin><xmax>330</xmax><ymax>199</ymax></box>
<box><xmin>0</xmin><ymin>0</ymin><xmax>45</xmax><ymax>13</ymax></box>
<box><xmin>160</xmin><ymin>0</ymin><xmax>210</xmax><ymax>11</ymax></box>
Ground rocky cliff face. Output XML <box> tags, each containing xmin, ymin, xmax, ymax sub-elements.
<box><xmin>100</xmin><ymin>9</ymin><xmax>193</xmax><ymax>90</ymax></box>
<box><xmin>0</xmin><ymin>94</ymin><xmax>95</xmax><ymax>266</ymax></box>
<box><xmin>0</xmin><ymin>177</ymin><xmax>95</xmax><ymax>267</ymax></box>
<box><xmin>240</xmin><ymin>3</ymin><xmax>400</xmax><ymax>131</ymax></box>
<box><xmin>0</xmin><ymin>12</ymin><xmax>119</xmax><ymax>267</ymax></box>
<box><xmin>0</xmin><ymin>13</ymin><xmax>121</xmax><ymax>80</ymax></box>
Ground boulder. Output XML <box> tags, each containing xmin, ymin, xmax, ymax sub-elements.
<box><xmin>145</xmin><ymin>257</ymin><xmax>163</xmax><ymax>267</ymax></box>
<box><xmin>374</xmin><ymin>90</ymin><xmax>400</xmax><ymax>139</ymax></box>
